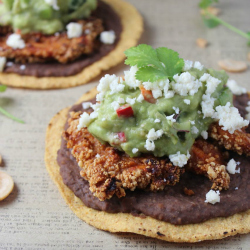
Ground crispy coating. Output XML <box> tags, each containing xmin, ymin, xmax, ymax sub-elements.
<box><xmin>209</xmin><ymin>122</ymin><xmax>250</xmax><ymax>156</ymax></box>
<box><xmin>186</xmin><ymin>139</ymin><xmax>230</xmax><ymax>190</ymax></box>
<box><xmin>0</xmin><ymin>18</ymin><xmax>103</xmax><ymax>64</ymax></box>
<box><xmin>64</xmin><ymin>111</ymin><xmax>182</xmax><ymax>201</ymax></box>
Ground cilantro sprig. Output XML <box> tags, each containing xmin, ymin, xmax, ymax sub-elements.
<box><xmin>124</xmin><ymin>44</ymin><xmax>184</xmax><ymax>82</ymax></box>
<box><xmin>199</xmin><ymin>0</ymin><xmax>250</xmax><ymax>45</ymax></box>
<box><xmin>0</xmin><ymin>85</ymin><xmax>24</xmax><ymax>123</ymax></box>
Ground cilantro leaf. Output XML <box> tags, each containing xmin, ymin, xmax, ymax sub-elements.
<box><xmin>125</xmin><ymin>45</ymin><xmax>184</xmax><ymax>82</ymax></box>
<box><xmin>125</xmin><ymin>44</ymin><xmax>164</xmax><ymax>69</ymax></box>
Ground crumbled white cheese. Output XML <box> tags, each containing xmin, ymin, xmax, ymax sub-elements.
<box><xmin>213</xmin><ymin>102</ymin><xmax>249</xmax><ymax>134</ymax></box>
<box><xmin>227</xmin><ymin>159</ymin><xmax>240</xmax><ymax>174</ymax></box>
<box><xmin>152</xmin><ymin>89</ymin><xmax>162</xmax><ymax>99</ymax></box>
<box><xmin>0</xmin><ymin>57</ymin><xmax>6</xmax><ymax>72</ymax></box>
<box><xmin>84</xmin><ymin>29</ymin><xmax>91</xmax><ymax>35</ymax></box>
<box><xmin>96</xmin><ymin>92</ymin><xmax>105</xmax><ymax>102</ymax></box>
<box><xmin>54</xmin><ymin>32</ymin><xmax>60</xmax><ymax>37</ymax></box>
<box><xmin>154</xmin><ymin>119</ymin><xmax>161</xmax><ymax>123</ymax></box>
<box><xmin>44</xmin><ymin>0</ymin><xmax>59</xmax><ymax>10</ymax></box>
<box><xmin>201</xmin><ymin>94</ymin><xmax>215</xmax><ymax>118</ymax></box>
<box><xmin>184</xmin><ymin>99</ymin><xmax>190</xmax><ymax>105</ymax></box>
<box><xmin>147</xmin><ymin>128</ymin><xmax>163</xmax><ymax>141</ymax></box>
<box><xmin>117</xmin><ymin>97</ymin><xmax>125</xmax><ymax>104</ymax></box>
<box><xmin>137</xmin><ymin>93</ymin><xmax>144</xmax><ymax>102</ymax></box>
<box><xmin>126</xmin><ymin>97</ymin><xmax>136</xmax><ymax>105</ymax></box>
<box><xmin>100</xmin><ymin>30</ymin><xmax>116</xmax><ymax>44</ymax></box>
<box><xmin>173</xmin><ymin>72</ymin><xmax>202</xmax><ymax>96</ymax></box>
<box><xmin>235</xmin><ymin>187</ymin><xmax>238</xmax><ymax>190</ymax></box>
<box><xmin>169</xmin><ymin>151</ymin><xmax>190</xmax><ymax>167</ymax></box>
<box><xmin>66</xmin><ymin>22</ymin><xmax>83</xmax><ymax>39</ymax></box>
<box><xmin>111</xmin><ymin>101</ymin><xmax>120</xmax><ymax>110</ymax></box>
<box><xmin>205</xmin><ymin>190</ymin><xmax>220</xmax><ymax>204</ymax></box>
<box><xmin>78</xmin><ymin>112</ymin><xmax>92</xmax><ymax>129</ymax></box>
<box><xmin>124</xmin><ymin>66</ymin><xmax>141</xmax><ymax>89</ymax></box>
<box><xmin>183</xmin><ymin>60</ymin><xmax>193</xmax><ymax>71</ymax></box>
<box><xmin>82</xmin><ymin>102</ymin><xmax>92</xmax><ymax>110</ymax></box>
<box><xmin>206</xmin><ymin>76</ymin><xmax>221</xmax><ymax>95</ymax></box>
<box><xmin>6</xmin><ymin>62</ymin><xmax>13</xmax><ymax>67</ymax></box>
<box><xmin>190</xmin><ymin>120</ymin><xmax>195</xmax><ymax>125</ymax></box>
<box><xmin>201</xmin><ymin>130</ymin><xmax>208</xmax><ymax>140</ymax></box>
<box><xmin>6</xmin><ymin>34</ymin><xmax>25</xmax><ymax>49</ymax></box>
<box><xmin>20</xmin><ymin>65</ymin><xmax>26</xmax><ymax>70</ymax></box>
<box><xmin>191</xmin><ymin>126</ymin><xmax>199</xmax><ymax>134</ymax></box>
<box><xmin>226</xmin><ymin>79</ymin><xmax>246</xmax><ymax>95</ymax></box>
<box><xmin>95</xmin><ymin>154</ymin><xmax>100</xmax><ymax>158</ymax></box>
<box><xmin>173</xmin><ymin>106</ymin><xmax>180</xmax><ymax>114</ymax></box>
<box><xmin>97</xmin><ymin>74</ymin><xmax>119</xmax><ymax>93</ymax></box>
<box><xmin>144</xmin><ymin>139</ymin><xmax>155</xmax><ymax>151</ymax></box>
<box><xmin>132</xmin><ymin>148</ymin><xmax>139</xmax><ymax>154</ymax></box>
<box><xmin>166</xmin><ymin>114</ymin><xmax>176</xmax><ymax>123</ymax></box>
<box><xmin>193</xmin><ymin>61</ymin><xmax>204</xmax><ymax>71</ymax></box>
<box><xmin>164</xmin><ymin>90</ymin><xmax>174</xmax><ymax>99</ymax></box>
<box><xmin>110</xmin><ymin>79</ymin><xmax>124</xmax><ymax>94</ymax></box>
<box><xmin>90</xmin><ymin>111</ymin><xmax>98</xmax><ymax>119</ymax></box>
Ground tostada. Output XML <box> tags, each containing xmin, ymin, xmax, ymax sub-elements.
<box><xmin>45</xmin><ymin>45</ymin><xmax>250</xmax><ymax>242</ymax></box>
<box><xmin>0</xmin><ymin>0</ymin><xmax>143</xmax><ymax>89</ymax></box>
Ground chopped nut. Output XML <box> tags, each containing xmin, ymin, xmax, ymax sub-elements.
<box><xmin>196</xmin><ymin>38</ymin><xmax>208</xmax><ymax>48</ymax></box>
<box><xmin>200</xmin><ymin>6</ymin><xmax>221</xmax><ymax>16</ymax></box>
<box><xmin>218</xmin><ymin>59</ymin><xmax>248</xmax><ymax>73</ymax></box>
<box><xmin>0</xmin><ymin>171</ymin><xmax>14</xmax><ymax>201</ymax></box>
<box><xmin>184</xmin><ymin>187</ymin><xmax>194</xmax><ymax>196</ymax></box>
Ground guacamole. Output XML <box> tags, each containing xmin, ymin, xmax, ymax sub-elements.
<box><xmin>77</xmin><ymin>45</ymin><xmax>239</xmax><ymax>162</ymax></box>
<box><xmin>0</xmin><ymin>0</ymin><xmax>97</xmax><ymax>34</ymax></box>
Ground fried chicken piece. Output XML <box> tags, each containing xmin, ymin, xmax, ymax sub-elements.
<box><xmin>0</xmin><ymin>18</ymin><xmax>103</xmax><ymax>64</ymax></box>
<box><xmin>64</xmin><ymin>111</ymin><xmax>183</xmax><ymax>201</ymax></box>
<box><xmin>186</xmin><ymin>139</ymin><xmax>230</xmax><ymax>190</ymax></box>
<box><xmin>209</xmin><ymin>122</ymin><xmax>250</xmax><ymax>156</ymax></box>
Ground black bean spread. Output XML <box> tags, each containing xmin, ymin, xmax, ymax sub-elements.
<box><xmin>57</xmin><ymin>94</ymin><xmax>250</xmax><ymax>225</ymax></box>
<box><xmin>3</xmin><ymin>1</ymin><xmax>122</xmax><ymax>77</ymax></box>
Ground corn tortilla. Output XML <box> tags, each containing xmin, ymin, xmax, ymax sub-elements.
<box><xmin>45</xmin><ymin>88</ymin><xmax>250</xmax><ymax>243</ymax></box>
<box><xmin>0</xmin><ymin>0</ymin><xmax>143</xmax><ymax>89</ymax></box>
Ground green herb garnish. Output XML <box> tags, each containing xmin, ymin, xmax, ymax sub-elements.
<box><xmin>124</xmin><ymin>44</ymin><xmax>184</xmax><ymax>82</ymax></box>
<box><xmin>199</xmin><ymin>0</ymin><xmax>250</xmax><ymax>45</ymax></box>
<box><xmin>0</xmin><ymin>85</ymin><xmax>24</xmax><ymax>123</ymax></box>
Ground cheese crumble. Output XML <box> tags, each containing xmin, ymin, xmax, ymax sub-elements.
<box><xmin>169</xmin><ymin>151</ymin><xmax>190</xmax><ymax>168</ymax></box>
<box><xmin>66</xmin><ymin>23</ymin><xmax>83</xmax><ymax>39</ymax></box>
<box><xmin>227</xmin><ymin>159</ymin><xmax>240</xmax><ymax>174</ymax></box>
<box><xmin>213</xmin><ymin>102</ymin><xmax>249</xmax><ymax>134</ymax></box>
<box><xmin>226</xmin><ymin>79</ymin><xmax>246</xmax><ymax>95</ymax></box>
<box><xmin>205</xmin><ymin>190</ymin><xmax>220</xmax><ymax>204</ymax></box>
<box><xmin>6</xmin><ymin>34</ymin><xmax>25</xmax><ymax>49</ymax></box>
<box><xmin>100</xmin><ymin>30</ymin><xmax>116</xmax><ymax>44</ymax></box>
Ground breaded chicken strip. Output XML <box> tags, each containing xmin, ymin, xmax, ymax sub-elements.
<box><xmin>186</xmin><ymin>139</ymin><xmax>230</xmax><ymax>191</ymax></box>
<box><xmin>64</xmin><ymin>111</ymin><xmax>183</xmax><ymax>201</ymax></box>
<box><xmin>209</xmin><ymin>122</ymin><xmax>250</xmax><ymax>156</ymax></box>
<box><xmin>0</xmin><ymin>18</ymin><xmax>103</xmax><ymax>64</ymax></box>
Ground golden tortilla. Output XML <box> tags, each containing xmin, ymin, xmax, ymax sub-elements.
<box><xmin>45</xmin><ymin>88</ymin><xmax>250</xmax><ymax>243</ymax></box>
<box><xmin>0</xmin><ymin>0</ymin><xmax>143</xmax><ymax>89</ymax></box>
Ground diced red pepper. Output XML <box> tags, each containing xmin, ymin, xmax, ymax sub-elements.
<box><xmin>116</xmin><ymin>104</ymin><xmax>134</xmax><ymax>117</ymax></box>
<box><xmin>139</xmin><ymin>86</ymin><xmax>156</xmax><ymax>104</ymax></box>
<box><xmin>117</xmin><ymin>132</ymin><xmax>126</xmax><ymax>142</ymax></box>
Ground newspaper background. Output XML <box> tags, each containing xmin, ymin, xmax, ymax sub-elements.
<box><xmin>0</xmin><ymin>0</ymin><xmax>250</xmax><ymax>249</ymax></box>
